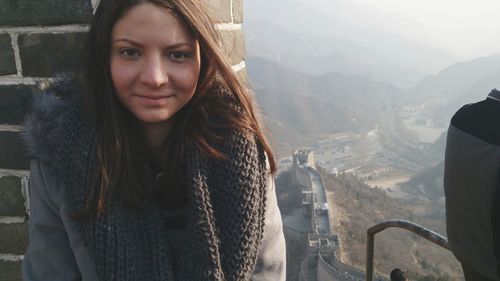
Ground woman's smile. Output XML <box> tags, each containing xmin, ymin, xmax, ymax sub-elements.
<box><xmin>135</xmin><ymin>93</ymin><xmax>175</xmax><ymax>105</ymax></box>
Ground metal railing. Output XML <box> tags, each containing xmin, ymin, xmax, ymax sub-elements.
<box><xmin>365</xmin><ymin>219</ymin><xmax>450</xmax><ymax>281</ymax></box>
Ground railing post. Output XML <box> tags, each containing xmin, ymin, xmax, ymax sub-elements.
<box><xmin>365</xmin><ymin>219</ymin><xmax>450</xmax><ymax>281</ymax></box>
<box><xmin>366</xmin><ymin>232</ymin><xmax>374</xmax><ymax>281</ymax></box>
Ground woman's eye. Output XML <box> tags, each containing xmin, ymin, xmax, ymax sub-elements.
<box><xmin>169</xmin><ymin>51</ymin><xmax>191</xmax><ymax>61</ymax></box>
<box><xmin>119</xmin><ymin>48</ymin><xmax>140</xmax><ymax>58</ymax></box>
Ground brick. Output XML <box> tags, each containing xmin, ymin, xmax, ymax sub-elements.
<box><xmin>18</xmin><ymin>33</ymin><xmax>87</xmax><ymax>77</ymax></box>
<box><xmin>0</xmin><ymin>223</ymin><xmax>28</xmax><ymax>255</ymax></box>
<box><xmin>0</xmin><ymin>260</ymin><xmax>21</xmax><ymax>281</ymax></box>
<box><xmin>0</xmin><ymin>85</ymin><xmax>34</xmax><ymax>125</ymax></box>
<box><xmin>220</xmin><ymin>29</ymin><xmax>246</xmax><ymax>65</ymax></box>
<box><xmin>206</xmin><ymin>0</ymin><xmax>231</xmax><ymax>23</ymax></box>
<box><xmin>0</xmin><ymin>0</ymin><xmax>92</xmax><ymax>26</ymax></box>
<box><xmin>0</xmin><ymin>176</ymin><xmax>25</xmax><ymax>217</ymax></box>
<box><xmin>232</xmin><ymin>0</ymin><xmax>243</xmax><ymax>23</ymax></box>
<box><xmin>0</xmin><ymin>34</ymin><xmax>16</xmax><ymax>76</ymax></box>
<box><xmin>0</xmin><ymin>132</ymin><xmax>30</xmax><ymax>170</ymax></box>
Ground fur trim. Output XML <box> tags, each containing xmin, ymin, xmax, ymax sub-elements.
<box><xmin>22</xmin><ymin>78</ymin><xmax>79</xmax><ymax>164</ymax></box>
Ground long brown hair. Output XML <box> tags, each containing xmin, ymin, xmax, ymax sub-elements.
<box><xmin>78</xmin><ymin>0</ymin><xmax>276</xmax><ymax>218</ymax></box>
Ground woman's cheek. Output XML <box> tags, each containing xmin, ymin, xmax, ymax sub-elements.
<box><xmin>111</xmin><ymin>61</ymin><xmax>137</xmax><ymax>91</ymax></box>
<box><xmin>174</xmin><ymin>64</ymin><xmax>200</xmax><ymax>91</ymax></box>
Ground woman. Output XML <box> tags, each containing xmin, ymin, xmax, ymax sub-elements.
<box><xmin>22</xmin><ymin>0</ymin><xmax>286</xmax><ymax>280</ymax></box>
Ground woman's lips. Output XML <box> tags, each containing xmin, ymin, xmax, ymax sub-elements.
<box><xmin>136</xmin><ymin>94</ymin><xmax>173</xmax><ymax>105</ymax></box>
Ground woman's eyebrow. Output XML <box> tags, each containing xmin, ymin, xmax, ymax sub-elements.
<box><xmin>164</xmin><ymin>42</ymin><xmax>196</xmax><ymax>49</ymax></box>
<box><xmin>112</xmin><ymin>38</ymin><xmax>143</xmax><ymax>47</ymax></box>
<box><xmin>112</xmin><ymin>38</ymin><xmax>195</xmax><ymax>49</ymax></box>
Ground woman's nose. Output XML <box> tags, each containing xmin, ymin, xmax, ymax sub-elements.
<box><xmin>140</xmin><ymin>55</ymin><xmax>168</xmax><ymax>88</ymax></box>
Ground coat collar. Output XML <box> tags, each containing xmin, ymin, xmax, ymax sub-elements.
<box><xmin>487</xmin><ymin>89</ymin><xmax>500</xmax><ymax>102</ymax></box>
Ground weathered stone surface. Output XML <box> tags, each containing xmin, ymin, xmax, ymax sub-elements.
<box><xmin>0</xmin><ymin>176</ymin><xmax>25</xmax><ymax>217</ymax></box>
<box><xmin>0</xmin><ymin>132</ymin><xmax>29</xmax><ymax>170</ymax></box>
<box><xmin>205</xmin><ymin>0</ymin><xmax>231</xmax><ymax>23</ymax></box>
<box><xmin>18</xmin><ymin>33</ymin><xmax>87</xmax><ymax>77</ymax></box>
<box><xmin>0</xmin><ymin>0</ymin><xmax>92</xmax><ymax>26</ymax></box>
<box><xmin>0</xmin><ymin>223</ymin><xmax>28</xmax><ymax>255</ymax></box>
<box><xmin>220</xmin><ymin>29</ymin><xmax>246</xmax><ymax>65</ymax></box>
<box><xmin>0</xmin><ymin>34</ymin><xmax>16</xmax><ymax>76</ymax></box>
<box><xmin>236</xmin><ymin>68</ymin><xmax>248</xmax><ymax>83</ymax></box>
<box><xmin>232</xmin><ymin>0</ymin><xmax>243</xmax><ymax>23</ymax></box>
<box><xmin>0</xmin><ymin>260</ymin><xmax>21</xmax><ymax>281</ymax></box>
<box><xmin>0</xmin><ymin>85</ymin><xmax>34</xmax><ymax>125</ymax></box>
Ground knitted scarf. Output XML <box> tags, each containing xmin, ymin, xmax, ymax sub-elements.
<box><xmin>24</xmin><ymin>84</ymin><xmax>268</xmax><ymax>281</ymax></box>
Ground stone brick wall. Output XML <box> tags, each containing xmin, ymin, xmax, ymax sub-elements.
<box><xmin>0</xmin><ymin>0</ymin><xmax>245</xmax><ymax>280</ymax></box>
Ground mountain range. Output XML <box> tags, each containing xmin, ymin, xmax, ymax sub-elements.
<box><xmin>244</xmin><ymin>0</ymin><xmax>500</xmax><ymax>158</ymax></box>
<box><xmin>244</xmin><ymin>0</ymin><xmax>459</xmax><ymax>88</ymax></box>
<box><xmin>245</xmin><ymin>21</ymin><xmax>428</xmax><ymax>88</ymax></box>
<box><xmin>248</xmin><ymin>53</ymin><xmax>500</xmax><ymax>155</ymax></box>
<box><xmin>408</xmin><ymin>54</ymin><xmax>500</xmax><ymax>123</ymax></box>
<box><xmin>248</xmin><ymin>56</ymin><xmax>405</xmax><ymax>152</ymax></box>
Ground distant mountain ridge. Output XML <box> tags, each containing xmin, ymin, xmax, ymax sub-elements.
<box><xmin>244</xmin><ymin>0</ymin><xmax>459</xmax><ymax>87</ymax></box>
<box><xmin>245</xmin><ymin>20</ymin><xmax>427</xmax><ymax>88</ymax></box>
<box><xmin>248</xmin><ymin>56</ymin><xmax>404</xmax><ymax>146</ymax></box>
<box><xmin>248</xmin><ymin>53</ymin><xmax>500</xmax><ymax>159</ymax></box>
<box><xmin>408</xmin><ymin>54</ymin><xmax>500</xmax><ymax>122</ymax></box>
<box><xmin>410</xmin><ymin>54</ymin><xmax>500</xmax><ymax>101</ymax></box>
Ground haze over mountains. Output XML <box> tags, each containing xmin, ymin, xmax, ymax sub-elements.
<box><xmin>248</xmin><ymin>57</ymin><xmax>403</xmax><ymax>145</ymax></box>
<box><xmin>409</xmin><ymin>54</ymin><xmax>500</xmax><ymax>121</ymax></box>
<box><xmin>244</xmin><ymin>0</ymin><xmax>460</xmax><ymax>88</ymax></box>
<box><xmin>245</xmin><ymin>0</ymin><xmax>500</xmax><ymax>151</ymax></box>
<box><xmin>245</xmin><ymin>21</ymin><xmax>428</xmax><ymax>88</ymax></box>
<box><xmin>249</xmin><ymin>53</ymin><xmax>500</xmax><ymax>150</ymax></box>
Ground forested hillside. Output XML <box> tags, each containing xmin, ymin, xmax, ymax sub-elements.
<box><xmin>320</xmin><ymin>169</ymin><xmax>461</xmax><ymax>281</ymax></box>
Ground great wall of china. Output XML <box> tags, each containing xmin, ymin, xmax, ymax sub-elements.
<box><xmin>285</xmin><ymin>150</ymin><xmax>387</xmax><ymax>281</ymax></box>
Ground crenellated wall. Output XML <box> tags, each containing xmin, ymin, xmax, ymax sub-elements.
<box><xmin>291</xmin><ymin>150</ymin><xmax>376</xmax><ymax>281</ymax></box>
<box><xmin>0</xmin><ymin>1</ymin><xmax>246</xmax><ymax>280</ymax></box>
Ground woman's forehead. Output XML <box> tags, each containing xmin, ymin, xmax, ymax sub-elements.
<box><xmin>112</xmin><ymin>2</ymin><xmax>196</xmax><ymax>44</ymax></box>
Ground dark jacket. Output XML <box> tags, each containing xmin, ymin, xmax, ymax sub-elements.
<box><xmin>444</xmin><ymin>89</ymin><xmax>500</xmax><ymax>280</ymax></box>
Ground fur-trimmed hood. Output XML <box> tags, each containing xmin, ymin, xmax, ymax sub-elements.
<box><xmin>22</xmin><ymin>78</ymin><xmax>87</xmax><ymax>165</ymax></box>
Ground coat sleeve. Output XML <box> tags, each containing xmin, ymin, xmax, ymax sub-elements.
<box><xmin>493</xmin><ymin>170</ymin><xmax>500</xmax><ymax>278</ymax></box>
<box><xmin>22</xmin><ymin>160</ymin><xmax>82</xmax><ymax>281</ymax></box>
<box><xmin>251</xmin><ymin>174</ymin><xmax>287</xmax><ymax>281</ymax></box>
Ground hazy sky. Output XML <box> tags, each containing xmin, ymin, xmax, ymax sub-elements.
<box><xmin>352</xmin><ymin>0</ymin><xmax>500</xmax><ymax>58</ymax></box>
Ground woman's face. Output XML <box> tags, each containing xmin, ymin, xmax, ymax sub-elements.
<box><xmin>110</xmin><ymin>2</ymin><xmax>201</xmax><ymax>131</ymax></box>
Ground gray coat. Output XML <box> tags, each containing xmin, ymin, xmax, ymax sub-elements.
<box><xmin>22</xmin><ymin>159</ymin><xmax>286</xmax><ymax>281</ymax></box>
<box><xmin>21</xmin><ymin>81</ymin><xmax>286</xmax><ymax>280</ymax></box>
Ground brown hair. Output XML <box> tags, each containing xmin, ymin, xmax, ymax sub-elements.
<box><xmin>78</xmin><ymin>0</ymin><xmax>276</xmax><ymax>217</ymax></box>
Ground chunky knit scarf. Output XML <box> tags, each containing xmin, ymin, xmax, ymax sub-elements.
<box><xmin>24</xmin><ymin>83</ymin><xmax>268</xmax><ymax>281</ymax></box>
